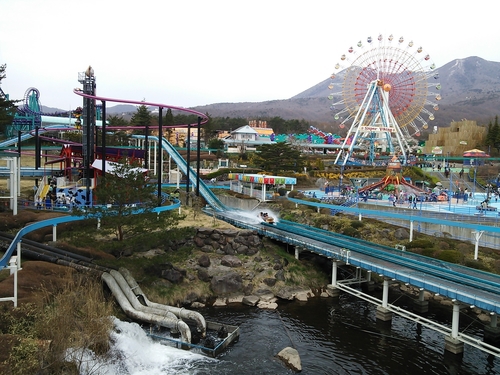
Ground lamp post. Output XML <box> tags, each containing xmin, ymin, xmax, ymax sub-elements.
<box><xmin>350</xmin><ymin>178</ymin><xmax>366</xmax><ymax>221</ymax></box>
<box><xmin>472</xmin><ymin>159</ymin><xmax>476</xmax><ymax>199</ymax></box>
<box><xmin>339</xmin><ymin>166</ymin><xmax>344</xmax><ymax>197</ymax></box>
<box><xmin>448</xmin><ymin>152</ymin><xmax>452</xmax><ymax>211</ymax></box>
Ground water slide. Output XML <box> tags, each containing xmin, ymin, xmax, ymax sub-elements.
<box><xmin>358</xmin><ymin>176</ymin><xmax>427</xmax><ymax>194</ymax></box>
<box><xmin>134</xmin><ymin>135</ymin><xmax>227</xmax><ymax>212</ymax></box>
<box><xmin>71</xmin><ymin>89</ymin><xmax>229</xmax><ymax>212</ymax></box>
<box><xmin>358</xmin><ymin>179</ymin><xmax>388</xmax><ymax>193</ymax></box>
<box><xmin>0</xmin><ymin>202</ymin><xmax>180</xmax><ymax>269</ymax></box>
<box><xmin>101</xmin><ymin>269</ymin><xmax>206</xmax><ymax>343</ymax></box>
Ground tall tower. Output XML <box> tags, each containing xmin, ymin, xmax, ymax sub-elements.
<box><xmin>78</xmin><ymin>66</ymin><xmax>96</xmax><ymax>204</ymax></box>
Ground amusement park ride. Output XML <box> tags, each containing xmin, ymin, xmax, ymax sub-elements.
<box><xmin>328</xmin><ymin>34</ymin><xmax>441</xmax><ymax>166</ymax></box>
<box><xmin>1</xmin><ymin>66</ymin><xmax>210</xmax><ymax>210</ymax></box>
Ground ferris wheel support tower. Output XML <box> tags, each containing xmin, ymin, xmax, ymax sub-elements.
<box><xmin>334</xmin><ymin>79</ymin><xmax>411</xmax><ymax>166</ymax></box>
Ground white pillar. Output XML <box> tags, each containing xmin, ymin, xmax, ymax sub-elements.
<box><xmin>409</xmin><ymin>220</ymin><xmax>414</xmax><ymax>242</ymax></box>
<box><xmin>331</xmin><ymin>261</ymin><xmax>338</xmax><ymax>286</ymax></box>
<box><xmin>9</xmin><ymin>257</ymin><xmax>17</xmax><ymax>307</ymax></box>
<box><xmin>16</xmin><ymin>242</ymin><xmax>22</xmax><ymax>270</ymax></box>
<box><xmin>294</xmin><ymin>247</ymin><xmax>299</xmax><ymax>260</ymax></box>
<box><xmin>419</xmin><ymin>288</ymin><xmax>425</xmax><ymax>301</ymax></box>
<box><xmin>382</xmin><ymin>279</ymin><xmax>389</xmax><ymax>308</ymax></box>
<box><xmin>491</xmin><ymin>314</ymin><xmax>498</xmax><ymax>328</ymax></box>
<box><xmin>153</xmin><ymin>140</ymin><xmax>157</xmax><ymax>175</ymax></box>
<box><xmin>52</xmin><ymin>224</ymin><xmax>57</xmax><ymax>242</ymax></box>
<box><xmin>473</xmin><ymin>230</ymin><xmax>484</xmax><ymax>260</ymax></box>
<box><xmin>451</xmin><ymin>300</ymin><xmax>460</xmax><ymax>339</ymax></box>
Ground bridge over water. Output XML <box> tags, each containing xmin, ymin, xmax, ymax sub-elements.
<box><xmin>207</xmin><ymin>206</ymin><xmax>500</xmax><ymax>358</ymax></box>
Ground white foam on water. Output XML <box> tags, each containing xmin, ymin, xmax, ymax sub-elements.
<box><xmin>67</xmin><ymin>317</ymin><xmax>214</xmax><ymax>375</ymax></box>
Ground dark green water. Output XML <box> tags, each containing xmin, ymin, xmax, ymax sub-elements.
<box><xmin>191</xmin><ymin>293</ymin><xmax>500</xmax><ymax>375</ymax></box>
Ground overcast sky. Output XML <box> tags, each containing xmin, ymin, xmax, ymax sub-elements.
<box><xmin>1</xmin><ymin>0</ymin><xmax>499</xmax><ymax>111</ymax></box>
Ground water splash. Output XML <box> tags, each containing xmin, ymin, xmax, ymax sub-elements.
<box><xmin>66</xmin><ymin>317</ymin><xmax>214</xmax><ymax>375</ymax></box>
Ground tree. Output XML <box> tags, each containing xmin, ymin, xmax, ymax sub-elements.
<box><xmin>0</xmin><ymin>64</ymin><xmax>19</xmax><ymax>134</ymax></box>
<box><xmin>81</xmin><ymin>160</ymin><xmax>180</xmax><ymax>241</ymax></box>
<box><xmin>130</xmin><ymin>105</ymin><xmax>153</xmax><ymax>135</ymax></box>
<box><xmin>201</xmin><ymin>112</ymin><xmax>218</xmax><ymax>144</ymax></box>
<box><xmin>491</xmin><ymin>116</ymin><xmax>500</xmax><ymax>153</ymax></box>
<box><xmin>207</xmin><ymin>138</ymin><xmax>224</xmax><ymax>150</ymax></box>
<box><xmin>253</xmin><ymin>142</ymin><xmax>305</xmax><ymax>175</ymax></box>
<box><xmin>163</xmin><ymin>108</ymin><xmax>174</xmax><ymax>143</ymax></box>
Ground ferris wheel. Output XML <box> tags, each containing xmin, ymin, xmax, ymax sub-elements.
<box><xmin>329</xmin><ymin>34</ymin><xmax>441</xmax><ymax>166</ymax></box>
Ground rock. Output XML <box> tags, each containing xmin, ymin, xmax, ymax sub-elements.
<box><xmin>132</xmin><ymin>248</ymin><xmax>165</xmax><ymax>258</ymax></box>
<box><xmin>319</xmin><ymin>290</ymin><xmax>329</xmax><ymax>298</ymax></box>
<box><xmin>243</xmin><ymin>283</ymin><xmax>254</xmax><ymax>295</ymax></box>
<box><xmin>197</xmin><ymin>268</ymin><xmax>211</xmax><ymax>282</ymax></box>
<box><xmin>295</xmin><ymin>292</ymin><xmax>309</xmax><ymax>302</ymax></box>
<box><xmin>263</xmin><ymin>278</ymin><xmax>277</xmax><ymax>287</ymax></box>
<box><xmin>275</xmin><ymin>269</ymin><xmax>285</xmax><ymax>281</ymax></box>
<box><xmin>394</xmin><ymin>228</ymin><xmax>410</xmax><ymax>240</ymax></box>
<box><xmin>193</xmin><ymin>236</ymin><xmax>206</xmax><ymax>247</ymax></box>
<box><xmin>191</xmin><ymin>301</ymin><xmax>205</xmax><ymax>308</ymax></box>
<box><xmin>235</xmin><ymin>244</ymin><xmax>250</xmax><ymax>255</ymax></box>
<box><xmin>257</xmin><ymin>301</ymin><xmax>278</xmax><ymax>310</ymax></box>
<box><xmin>242</xmin><ymin>295</ymin><xmax>260</xmax><ymax>306</ymax></box>
<box><xmin>198</xmin><ymin>254</ymin><xmax>211</xmax><ymax>267</ymax></box>
<box><xmin>212</xmin><ymin>298</ymin><xmax>227</xmax><ymax>307</ymax></box>
<box><xmin>210</xmin><ymin>272</ymin><xmax>243</xmax><ymax>295</ymax></box>
<box><xmin>161</xmin><ymin>268</ymin><xmax>184</xmax><ymax>284</ymax></box>
<box><xmin>227</xmin><ymin>295</ymin><xmax>244</xmax><ymax>304</ymax></box>
<box><xmin>200</xmin><ymin>244</ymin><xmax>215</xmax><ymax>253</ymax></box>
<box><xmin>276</xmin><ymin>347</ymin><xmax>302</xmax><ymax>372</ymax></box>
<box><xmin>220</xmin><ymin>229</ymin><xmax>239</xmax><ymax>237</ymax></box>
<box><xmin>221</xmin><ymin>255</ymin><xmax>242</xmax><ymax>267</ymax></box>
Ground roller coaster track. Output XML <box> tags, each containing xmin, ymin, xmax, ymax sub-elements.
<box><xmin>72</xmin><ymin>89</ymin><xmax>228</xmax><ymax>212</ymax></box>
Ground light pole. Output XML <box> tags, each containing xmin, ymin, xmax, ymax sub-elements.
<box><xmin>350</xmin><ymin>178</ymin><xmax>366</xmax><ymax>221</ymax></box>
<box><xmin>472</xmin><ymin>159</ymin><xmax>476</xmax><ymax>199</ymax></box>
<box><xmin>448</xmin><ymin>152</ymin><xmax>452</xmax><ymax>211</ymax></box>
<box><xmin>338</xmin><ymin>166</ymin><xmax>344</xmax><ymax>197</ymax></box>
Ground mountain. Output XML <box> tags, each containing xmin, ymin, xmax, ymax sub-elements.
<box><xmin>192</xmin><ymin>56</ymin><xmax>500</xmax><ymax>129</ymax></box>
<box><xmin>42</xmin><ymin>57</ymin><xmax>500</xmax><ymax>129</ymax></box>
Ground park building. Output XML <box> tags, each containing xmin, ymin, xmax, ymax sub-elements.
<box><xmin>421</xmin><ymin>119</ymin><xmax>487</xmax><ymax>157</ymax></box>
<box><xmin>222</xmin><ymin>120</ymin><xmax>276</xmax><ymax>154</ymax></box>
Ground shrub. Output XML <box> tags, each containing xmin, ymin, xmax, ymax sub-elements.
<box><xmin>342</xmin><ymin>226</ymin><xmax>360</xmax><ymax>238</ymax></box>
<box><xmin>405</xmin><ymin>239</ymin><xmax>434</xmax><ymax>250</ymax></box>
<box><xmin>287</xmin><ymin>190</ymin><xmax>303</xmax><ymax>199</ymax></box>
<box><xmin>436</xmin><ymin>250</ymin><xmax>462</xmax><ymax>264</ymax></box>
<box><xmin>350</xmin><ymin>220</ymin><xmax>364</xmax><ymax>229</ymax></box>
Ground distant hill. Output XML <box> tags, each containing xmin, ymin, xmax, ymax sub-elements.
<box><xmin>192</xmin><ymin>56</ymin><xmax>500</xmax><ymax>129</ymax></box>
<box><xmin>43</xmin><ymin>57</ymin><xmax>500</xmax><ymax>130</ymax></box>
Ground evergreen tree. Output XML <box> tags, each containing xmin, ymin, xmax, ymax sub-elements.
<box><xmin>81</xmin><ymin>159</ymin><xmax>180</xmax><ymax>241</ymax></box>
<box><xmin>130</xmin><ymin>105</ymin><xmax>153</xmax><ymax>135</ymax></box>
<box><xmin>254</xmin><ymin>143</ymin><xmax>304</xmax><ymax>175</ymax></box>
<box><xmin>0</xmin><ymin>64</ymin><xmax>19</xmax><ymax>135</ymax></box>
<box><xmin>492</xmin><ymin>116</ymin><xmax>500</xmax><ymax>152</ymax></box>
<box><xmin>164</xmin><ymin>108</ymin><xmax>174</xmax><ymax>143</ymax></box>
